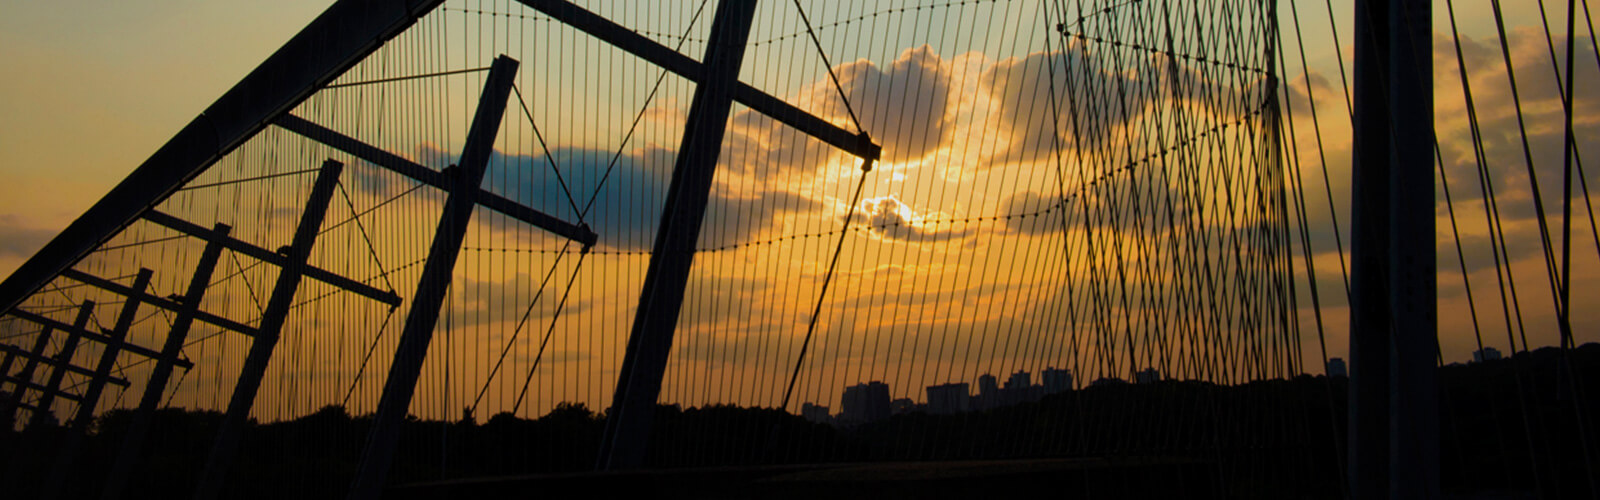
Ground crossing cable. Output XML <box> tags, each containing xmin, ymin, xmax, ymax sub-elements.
<box><xmin>1490</xmin><ymin>0</ymin><xmax>1570</xmax><ymax>344</ymax></box>
<box><xmin>175</xmin><ymin>168</ymin><xmax>322</xmax><ymax>192</ymax></box>
<box><xmin>1539</xmin><ymin>1</ymin><xmax>1600</xmax><ymax>491</ymax></box>
<box><xmin>335</xmin><ymin>180</ymin><xmax>398</xmax><ymax>295</ymax></box>
<box><xmin>323</xmin><ymin>66</ymin><xmax>491</xmax><ymax>90</ymax></box>
<box><xmin>466</xmin><ymin>239</ymin><xmax>576</xmax><ymax>417</ymax></box>
<box><xmin>340</xmin><ymin>305</ymin><xmax>401</xmax><ymax>408</ymax></box>
<box><xmin>792</xmin><ymin>0</ymin><xmax>864</xmax><ymax>134</ymax></box>
<box><xmin>1450</xmin><ymin>0</ymin><xmax>1535</xmax><ymax>356</ymax></box>
<box><xmin>575</xmin><ymin>0</ymin><xmax>710</xmax><ymax>220</ymax></box>
<box><xmin>778</xmin><ymin>163</ymin><xmax>873</xmax><ymax>411</ymax></box>
<box><xmin>510</xmin><ymin>83</ymin><xmax>583</xmax><ymax>222</ymax></box>
<box><xmin>228</xmin><ymin>251</ymin><xmax>267</xmax><ymax>315</ymax></box>
<box><xmin>510</xmin><ymin>250</ymin><xmax>591</xmax><ymax>415</ymax></box>
<box><xmin>455</xmin><ymin>74</ymin><xmax>589</xmax><ymax>418</ymax></box>
<box><xmin>1533</xmin><ymin>1</ymin><xmax>1600</xmax><ymax>261</ymax></box>
<box><xmin>1535</xmin><ymin>0</ymin><xmax>1594</xmax><ymax>350</ymax></box>
<box><xmin>1478</xmin><ymin>18</ymin><xmax>1599</xmax><ymax>486</ymax></box>
<box><xmin>1284</xmin><ymin>0</ymin><xmax>1351</xmax><ymax>298</ymax></box>
<box><xmin>1275</xmin><ymin>4</ymin><xmax>1354</xmax><ymax>485</ymax></box>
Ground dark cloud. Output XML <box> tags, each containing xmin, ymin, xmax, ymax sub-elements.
<box><xmin>0</xmin><ymin>215</ymin><xmax>54</xmax><ymax>257</ymax></box>
<box><xmin>981</xmin><ymin>44</ymin><xmax>1152</xmax><ymax>164</ymax></box>
<box><xmin>725</xmin><ymin>45</ymin><xmax>956</xmax><ymax>177</ymax></box>
<box><xmin>1441</xmin><ymin>223</ymin><xmax>1550</xmax><ymax>276</ymax></box>
<box><xmin>1434</xmin><ymin>29</ymin><xmax>1600</xmax><ymax>213</ymax></box>
<box><xmin>827</xmin><ymin>45</ymin><xmax>955</xmax><ymax>162</ymax></box>
<box><xmin>732</xmin><ymin>45</ymin><xmax>947</xmax><ymax>165</ymax></box>
<box><xmin>408</xmin><ymin>144</ymin><xmax>824</xmax><ymax>252</ymax></box>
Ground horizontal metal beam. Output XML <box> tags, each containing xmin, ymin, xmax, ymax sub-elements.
<box><xmin>60</xmin><ymin>269</ymin><xmax>259</xmax><ymax>339</ymax></box>
<box><xmin>139</xmin><ymin>210</ymin><xmax>403</xmax><ymax>306</ymax></box>
<box><xmin>0</xmin><ymin>346</ymin><xmax>129</xmax><ymax>387</ymax></box>
<box><xmin>515</xmin><ymin>0</ymin><xmax>881</xmax><ymax>162</ymax></box>
<box><xmin>0</xmin><ymin>0</ymin><xmax>447</xmax><ymax>316</ymax></box>
<box><xmin>274</xmin><ymin>114</ymin><xmax>600</xmax><ymax>248</ymax></box>
<box><xmin>4</xmin><ymin>309</ymin><xmax>190</xmax><ymax>370</ymax></box>
<box><xmin>2</xmin><ymin>375</ymin><xmax>86</xmax><ymax>402</ymax></box>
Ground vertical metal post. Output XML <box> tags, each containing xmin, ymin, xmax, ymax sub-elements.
<box><xmin>1387</xmin><ymin>0</ymin><xmax>1436</xmax><ymax>497</ymax></box>
<box><xmin>29</xmin><ymin>300</ymin><xmax>96</xmax><ymax>428</ymax></box>
<box><xmin>1349</xmin><ymin>0</ymin><xmax>1393</xmax><ymax>497</ymax></box>
<box><xmin>194</xmin><ymin>160</ymin><xmax>344</xmax><ymax>500</ymax></box>
<box><xmin>597</xmin><ymin>0</ymin><xmax>757</xmax><ymax>471</ymax></box>
<box><xmin>345</xmin><ymin>55</ymin><xmax>518</xmax><ymax>500</ymax></box>
<box><xmin>42</xmin><ymin>269</ymin><xmax>152</xmax><ymax>500</ymax></box>
<box><xmin>1351</xmin><ymin>0</ymin><xmax>1436</xmax><ymax>498</ymax></box>
<box><xmin>1</xmin><ymin>325</ymin><xmax>54</xmax><ymax>427</ymax></box>
<box><xmin>102</xmin><ymin>224</ymin><xmax>230</xmax><ymax>500</ymax></box>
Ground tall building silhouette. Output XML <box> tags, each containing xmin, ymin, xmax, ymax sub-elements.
<box><xmin>800</xmin><ymin>403</ymin><xmax>832</xmax><ymax>424</ymax></box>
<box><xmin>1472</xmin><ymin>347</ymin><xmax>1503</xmax><ymax>363</ymax></box>
<box><xmin>1005</xmin><ymin>371</ymin><xmax>1031</xmax><ymax>390</ymax></box>
<box><xmin>1327</xmin><ymin>357</ymin><xmax>1348</xmax><ymax>378</ymax></box>
<box><xmin>1042</xmin><ymin>368</ymin><xmax>1074</xmax><ymax>394</ymax></box>
<box><xmin>975</xmin><ymin>374</ymin><xmax>999</xmax><ymax>410</ymax></box>
<box><xmin>1135</xmin><ymin>368</ymin><xmax>1162</xmax><ymax>384</ymax></box>
<box><xmin>925</xmin><ymin>383</ymin><xmax>970</xmax><ymax>415</ymax></box>
<box><xmin>840</xmin><ymin>381</ymin><xmax>891</xmax><ymax>424</ymax></box>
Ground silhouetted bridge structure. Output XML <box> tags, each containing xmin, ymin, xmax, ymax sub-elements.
<box><xmin>1</xmin><ymin>0</ymin><xmax>1597</xmax><ymax>498</ymax></box>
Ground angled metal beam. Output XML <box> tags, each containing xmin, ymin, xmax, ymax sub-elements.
<box><xmin>274</xmin><ymin>113</ymin><xmax>600</xmax><ymax>247</ymax></box>
<box><xmin>347</xmin><ymin>55</ymin><xmax>520</xmax><ymax>500</ymax></box>
<box><xmin>59</xmin><ymin>269</ymin><xmax>258</xmax><ymax>338</ymax></box>
<box><xmin>30</xmin><ymin>300</ymin><xmax>96</xmax><ymax>428</ymax></box>
<box><xmin>0</xmin><ymin>0</ymin><xmax>446</xmax><ymax>316</ymax></box>
<box><xmin>72</xmin><ymin>269</ymin><xmax>154</xmax><ymax>430</ymax></box>
<box><xmin>103</xmin><ymin>224</ymin><xmax>230</xmax><ymax>500</ymax></box>
<box><xmin>139</xmin><ymin>211</ymin><xmax>401</xmax><ymax>306</ymax></box>
<box><xmin>0</xmin><ymin>344</ymin><xmax>15</xmax><ymax>389</ymax></box>
<box><xmin>515</xmin><ymin>0</ymin><xmax>881</xmax><ymax>162</ymax></box>
<box><xmin>7</xmin><ymin>308</ymin><xmax>192</xmax><ymax>369</ymax></box>
<box><xmin>597</xmin><ymin>0</ymin><xmax>758</xmax><ymax>471</ymax></box>
<box><xmin>41</xmin><ymin>270</ymin><xmax>153</xmax><ymax>500</ymax></box>
<box><xmin>1</xmin><ymin>325</ymin><xmax>54</xmax><ymax>427</ymax></box>
<box><xmin>0</xmin><ymin>345</ymin><xmax>131</xmax><ymax>387</ymax></box>
<box><xmin>1</xmin><ymin>376</ymin><xmax>84</xmax><ymax>403</ymax></box>
<box><xmin>195</xmin><ymin>160</ymin><xmax>344</xmax><ymax>500</ymax></box>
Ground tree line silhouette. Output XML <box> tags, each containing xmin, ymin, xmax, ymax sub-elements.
<box><xmin>3</xmin><ymin>344</ymin><xmax>1595</xmax><ymax>499</ymax></box>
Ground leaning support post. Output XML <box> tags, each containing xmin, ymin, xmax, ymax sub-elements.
<box><xmin>71</xmin><ymin>269</ymin><xmax>154</xmax><ymax>430</ymax></box>
<box><xmin>43</xmin><ymin>269</ymin><xmax>153</xmax><ymax>500</ymax></box>
<box><xmin>102</xmin><ymin>224</ymin><xmax>231</xmax><ymax>500</ymax></box>
<box><xmin>1</xmin><ymin>325</ymin><xmax>55</xmax><ymax>427</ymax></box>
<box><xmin>0</xmin><ymin>343</ymin><xmax>16</xmax><ymax>388</ymax></box>
<box><xmin>0</xmin><ymin>0</ymin><xmax>448</xmax><ymax>316</ymax></box>
<box><xmin>0</xmin><ymin>348</ymin><xmax>14</xmax><ymax>416</ymax></box>
<box><xmin>345</xmin><ymin>55</ymin><xmax>518</xmax><ymax>500</ymax></box>
<box><xmin>596</xmin><ymin>0</ymin><xmax>758</xmax><ymax>471</ymax></box>
<box><xmin>194</xmin><ymin>160</ymin><xmax>345</xmax><ymax>500</ymax></box>
<box><xmin>29</xmin><ymin>300</ymin><xmax>96</xmax><ymax>428</ymax></box>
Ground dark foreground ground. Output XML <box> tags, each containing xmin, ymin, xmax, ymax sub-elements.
<box><xmin>1</xmin><ymin>344</ymin><xmax>1596</xmax><ymax>499</ymax></box>
<box><xmin>389</xmin><ymin>458</ymin><xmax>1220</xmax><ymax>499</ymax></box>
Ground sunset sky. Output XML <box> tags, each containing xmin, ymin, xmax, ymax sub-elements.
<box><xmin>0</xmin><ymin>0</ymin><xmax>1595</xmax><ymax>420</ymax></box>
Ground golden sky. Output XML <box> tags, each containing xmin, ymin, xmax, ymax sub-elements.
<box><xmin>0</xmin><ymin>0</ymin><xmax>1595</xmax><ymax>421</ymax></box>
